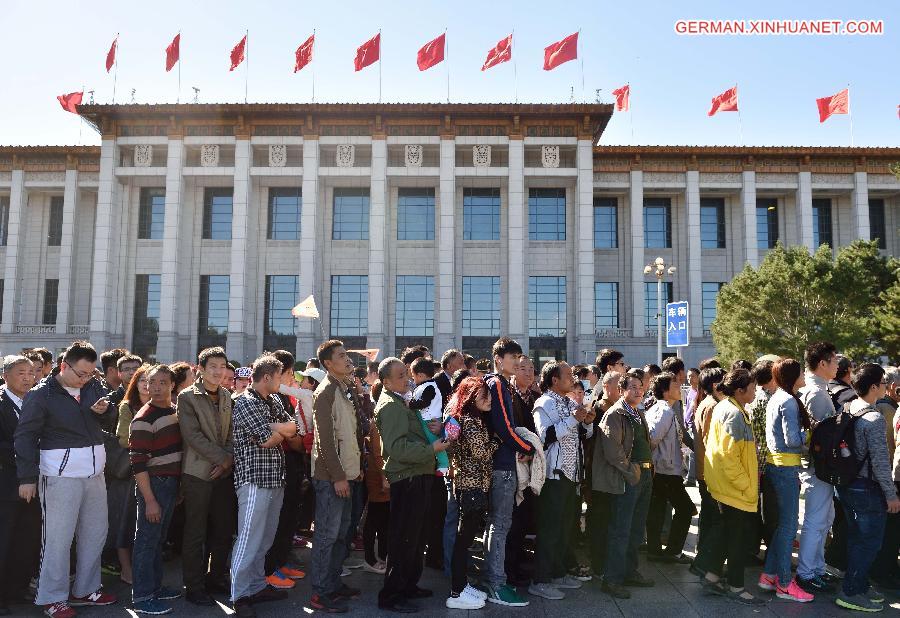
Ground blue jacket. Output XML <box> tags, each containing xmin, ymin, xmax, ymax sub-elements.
<box><xmin>765</xmin><ymin>388</ymin><xmax>806</xmax><ymax>463</ymax></box>
<box><xmin>483</xmin><ymin>373</ymin><xmax>534</xmax><ymax>471</ymax></box>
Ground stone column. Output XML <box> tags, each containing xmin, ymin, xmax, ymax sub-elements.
<box><xmin>796</xmin><ymin>171</ymin><xmax>814</xmax><ymax>252</ymax></box>
<box><xmin>89</xmin><ymin>139</ymin><xmax>119</xmax><ymax>349</ymax></box>
<box><xmin>575</xmin><ymin>139</ymin><xmax>595</xmax><ymax>363</ymax></box>
<box><xmin>296</xmin><ymin>137</ymin><xmax>320</xmax><ymax>362</ymax></box>
<box><xmin>741</xmin><ymin>170</ymin><xmax>759</xmax><ymax>266</ymax></box>
<box><xmin>685</xmin><ymin>170</ymin><xmax>703</xmax><ymax>339</ymax></box>
<box><xmin>852</xmin><ymin>171</ymin><xmax>871</xmax><ymax>241</ymax></box>
<box><xmin>366</xmin><ymin>137</ymin><xmax>387</xmax><ymax>353</ymax></box>
<box><xmin>155</xmin><ymin>139</ymin><xmax>185</xmax><ymax>362</ymax></box>
<box><xmin>225</xmin><ymin>138</ymin><xmax>251</xmax><ymax>362</ymax></box>
<box><xmin>55</xmin><ymin>163</ymin><xmax>78</xmax><ymax>334</ymax></box>
<box><xmin>629</xmin><ymin>170</ymin><xmax>645</xmax><ymax>338</ymax></box>
<box><xmin>1</xmin><ymin>165</ymin><xmax>25</xmax><ymax>333</ymax></box>
<box><xmin>507</xmin><ymin>139</ymin><xmax>527</xmax><ymax>352</ymax></box>
<box><xmin>434</xmin><ymin>137</ymin><xmax>456</xmax><ymax>354</ymax></box>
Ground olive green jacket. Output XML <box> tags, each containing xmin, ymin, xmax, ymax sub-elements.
<box><xmin>374</xmin><ymin>390</ymin><xmax>435</xmax><ymax>483</ymax></box>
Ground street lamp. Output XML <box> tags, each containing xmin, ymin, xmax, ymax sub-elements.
<box><xmin>644</xmin><ymin>257</ymin><xmax>677</xmax><ymax>365</ymax></box>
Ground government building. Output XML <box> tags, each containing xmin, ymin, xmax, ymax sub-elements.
<box><xmin>0</xmin><ymin>102</ymin><xmax>897</xmax><ymax>367</ymax></box>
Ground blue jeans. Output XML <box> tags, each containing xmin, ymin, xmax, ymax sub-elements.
<box><xmin>310</xmin><ymin>478</ymin><xmax>352</xmax><ymax>596</ymax></box>
<box><xmin>442</xmin><ymin>477</ymin><xmax>458</xmax><ymax>575</ymax></box>
<box><xmin>798</xmin><ymin>468</ymin><xmax>835</xmax><ymax>579</ymax></box>
<box><xmin>605</xmin><ymin>467</ymin><xmax>653</xmax><ymax>585</ymax></box>
<box><xmin>837</xmin><ymin>480</ymin><xmax>887</xmax><ymax>597</ymax></box>
<box><xmin>763</xmin><ymin>464</ymin><xmax>800</xmax><ymax>586</ymax></box>
<box><xmin>345</xmin><ymin>480</ymin><xmax>365</xmax><ymax>554</ymax></box>
<box><xmin>484</xmin><ymin>469</ymin><xmax>516</xmax><ymax>587</ymax></box>
<box><xmin>132</xmin><ymin>476</ymin><xmax>179</xmax><ymax>603</ymax></box>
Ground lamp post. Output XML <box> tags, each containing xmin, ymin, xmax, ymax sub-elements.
<box><xmin>644</xmin><ymin>257</ymin><xmax>677</xmax><ymax>365</ymax></box>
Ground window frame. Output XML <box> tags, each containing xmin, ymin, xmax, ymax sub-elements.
<box><xmin>42</xmin><ymin>279</ymin><xmax>59</xmax><ymax>325</ymax></box>
<box><xmin>643</xmin><ymin>198</ymin><xmax>672</xmax><ymax>248</ymax></box>
<box><xmin>267</xmin><ymin>187</ymin><xmax>302</xmax><ymax>240</ymax></box>
<box><xmin>699</xmin><ymin>198</ymin><xmax>726</xmax><ymax>249</ymax></box>
<box><xmin>397</xmin><ymin>188</ymin><xmax>435</xmax><ymax>241</ymax></box>
<box><xmin>528</xmin><ymin>188</ymin><xmax>566</xmax><ymax>241</ymax></box>
<box><xmin>332</xmin><ymin>188</ymin><xmax>370</xmax><ymax>240</ymax></box>
<box><xmin>528</xmin><ymin>276</ymin><xmax>567</xmax><ymax>338</ymax></box>
<box><xmin>869</xmin><ymin>198</ymin><xmax>886</xmax><ymax>250</ymax></box>
<box><xmin>462</xmin><ymin>276</ymin><xmax>500</xmax><ymax>336</ymax></box>
<box><xmin>756</xmin><ymin>198</ymin><xmax>779</xmax><ymax>249</ymax></box>
<box><xmin>202</xmin><ymin>188</ymin><xmax>234</xmax><ymax>240</ymax></box>
<box><xmin>593</xmin><ymin>197</ymin><xmax>618</xmax><ymax>249</ymax></box>
<box><xmin>463</xmin><ymin>187</ymin><xmax>500</xmax><ymax>241</ymax></box>
<box><xmin>702</xmin><ymin>282</ymin><xmax>724</xmax><ymax>332</ymax></box>
<box><xmin>594</xmin><ymin>282</ymin><xmax>619</xmax><ymax>330</ymax></box>
<box><xmin>395</xmin><ymin>275</ymin><xmax>435</xmax><ymax>336</ymax></box>
<box><xmin>330</xmin><ymin>275</ymin><xmax>369</xmax><ymax>336</ymax></box>
<box><xmin>264</xmin><ymin>275</ymin><xmax>299</xmax><ymax>337</ymax></box>
<box><xmin>812</xmin><ymin>198</ymin><xmax>833</xmax><ymax>248</ymax></box>
<box><xmin>47</xmin><ymin>196</ymin><xmax>64</xmax><ymax>246</ymax></box>
<box><xmin>138</xmin><ymin>187</ymin><xmax>166</xmax><ymax>240</ymax></box>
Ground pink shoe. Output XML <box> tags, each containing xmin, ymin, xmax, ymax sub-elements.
<box><xmin>758</xmin><ymin>573</ymin><xmax>777</xmax><ymax>591</ymax></box>
<box><xmin>776</xmin><ymin>579</ymin><xmax>814</xmax><ymax>603</ymax></box>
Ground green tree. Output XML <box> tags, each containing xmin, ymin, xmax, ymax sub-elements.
<box><xmin>711</xmin><ymin>240</ymin><xmax>897</xmax><ymax>364</ymax></box>
<box><xmin>874</xmin><ymin>277</ymin><xmax>900</xmax><ymax>364</ymax></box>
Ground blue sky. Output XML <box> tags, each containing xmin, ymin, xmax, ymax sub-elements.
<box><xmin>3</xmin><ymin>0</ymin><xmax>898</xmax><ymax>147</ymax></box>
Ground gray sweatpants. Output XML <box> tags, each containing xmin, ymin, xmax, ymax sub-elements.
<box><xmin>36</xmin><ymin>474</ymin><xmax>108</xmax><ymax>605</ymax></box>
<box><xmin>230</xmin><ymin>483</ymin><xmax>284</xmax><ymax>602</ymax></box>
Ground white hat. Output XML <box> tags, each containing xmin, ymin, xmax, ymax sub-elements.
<box><xmin>296</xmin><ymin>367</ymin><xmax>326</xmax><ymax>384</ymax></box>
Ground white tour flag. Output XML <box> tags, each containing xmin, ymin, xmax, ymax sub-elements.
<box><xmin>291</xmin><ymin>295</ymin><xmax>319</xmax><ymax>319</ymax></box>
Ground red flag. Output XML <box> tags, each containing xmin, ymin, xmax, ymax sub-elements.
<box><xmin>57</xmin><ymin>91</ymin><xmax>83</xmax><ymax>114</ymax></box>
<box><xmin>816</xmin><ymin>88</ymin><xmax>849</xmax><ymax>123</ymax></box>
<box><xmin>294</xmin><ymin>34</ymin><xmax>314</xmax><ymax>73</ymax></box>
<box><xmin>417</xmin><ymin>33</ymin><xmax>445</xmax><ymax>71</ymax></box>
<box><xmin>543</xmin><ymin>32</ymin><xmax>578</xmax><ymax>71</ymax></box>
<box><xmin>230</xmin><ymin>35</ymin><xmax>247</xmax><ymax>71</ymax></box>
<box><xmin>105</xmin><ymin>36</ymin><xmax>117</xmax><ymax>73</ymax></box>
<box><xmin>708</xmin><ymin>86</ymin><xmax>739</xmax><ymax>116</ymax></box>
<box><xmin>165</xmin><ymin>34</ymin><xmax>180</xmax><ymax>72</ymax></box>
<box><xmin>482</xmin><ymin>34</ymin><xmax>512</xmax><ymax>71</ymax></box>
<box><xmin>355</xmin><ymin>33</ymin><xmax>380</xmax><ymax>71</ymax></box>
<box><xmin>612</xmin><ymin>84</ymin><xmax>630</xmax><ymax>112</ymax></box>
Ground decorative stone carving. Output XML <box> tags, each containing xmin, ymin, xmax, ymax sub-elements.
<box><xmin>541</xmin><ymin>145</ymin><xmax>560</xmax><ymax>168</ymax></box>
<box><xmin>134</xmin><ymin>144</ymin><xmax>153</xmax><ymax>167</ymax></box>
<box><xmin>200</xmin><ymin>144</ymin><xmax>220</xmax><ymax>167</ymax></box>
<box><xmin>404</xmin><ymin>145</ymin><xmax>423</xmax><ymax>168</ymax></box>
<box><xmin>268</xmin><ymin>144</ymin><xmax>287</xmax><ymax>167</ymax></box>
<box><xmin>472</xmin><ymin>145</ymin><xmax>491</xmax><ymax>168</ymax></box>
<box><xmin>336</xmin><ymin>144</ymin><xmax>355</xmax><ymax>168</ymax></box>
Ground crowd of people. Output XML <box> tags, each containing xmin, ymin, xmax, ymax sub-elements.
<box><xmin>0</xmin><ymin>337</ymin><xmax>899</xmax><ymax>616</ymax></box>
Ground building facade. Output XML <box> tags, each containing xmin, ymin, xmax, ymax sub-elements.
<box><xmin>0</xmin><ymin>103</ymin><xmax>898</xmax><ymax>367</ymax></box>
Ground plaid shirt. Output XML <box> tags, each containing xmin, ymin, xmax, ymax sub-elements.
<box><xmin>232</xmin><ymin>388</ymin><xmax>298</xmax><ymax>489</ymax></box>
<box><xmin>749</xmin><ymin>386</ymin><xmax>771</xmax><ymax>475</ymax></box>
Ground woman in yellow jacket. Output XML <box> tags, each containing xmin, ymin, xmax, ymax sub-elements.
<box><xmin>694</xmin><ymin>368</ymin><xmax>765</xmax><ymax>606</ymax></box>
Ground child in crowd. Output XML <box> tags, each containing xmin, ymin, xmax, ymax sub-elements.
<box><xmin>408</xmin><ymin>357</ymin><xmax>450</xmax><ymax>475</ymax></box>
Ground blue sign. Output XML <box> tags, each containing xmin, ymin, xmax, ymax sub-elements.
<box><xmin>666</xmin><ymin>301</ymin><xmax>689</xmax><ymax>347</ymax></box>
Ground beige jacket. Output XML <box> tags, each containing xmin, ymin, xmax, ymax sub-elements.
<box><xmin>311</xmin><ymin>374</ymin><xmax>362</xmax><ymax>483</ymax></box>
<box><xmin>515</xmin><ymin>427</ymin><xmax>545</xmax><ymax>505</ymax></box>
<box><xmin>177</xmin><ymin>379</ymin><xmax>233</xmax><ymax>480</ymax></box>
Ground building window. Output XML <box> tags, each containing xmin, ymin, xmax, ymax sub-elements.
<box><xmin>529</xmin><ymin>276</ymin><xmax>566</xmax><ymax>337</ymax></box>
<box><xmin>462</xmin><ymin>276</ymin><xmax>500</xmax><ymax>336</ymax></box>
<box><xmin>757</xmin><ymin>199</ymin><xmax>779</xmax><ymax>249</ymax></box>
<box><xmin>267</xmin><ymin>187</ymin><xmax>301</xmax><ymax>240</ymax></box>
<box><xmin>644</xmin><ymin>281</ymin><xmax>673</xmax><ymax>331</ymax></box>
<box><xmin>869</xmin><ymin>198</ymin><xmax>886</xmax><ymax>250</ymax></box>
<box><xmin>264</xmin><ymin>275</ymin><xmax>298</xmax><ymax>337</ymax></box>
<box><xmin>593</xmin><ymin>197</ymin><xmax>617</xmax><ymax>249</ymax></box>
<box><xmin>528</xmin><ymin>188</ymin><xmax>566</xmax><ymax>241</ymax></box>
<box><xmin>333</xmin><ymin>188</ymin><xmax>370</xmax><ymax>240</ymax></box>
<box><xmin>0</xmin><ymin>280</ymin><xmax>4</xmax><ymax>323</ymax></box>
<box><xmin>700</xmin><ymin>198</ymin><xmax>726</xmax><ymax>249</ymax></box>
<box><xmin>198</xmin><ymin>275</ymin><xmax>230</xmax><ymax>348</ymax></box>
<box><xmin>202</xmin><ymin>188</ymin><xmax>233</xmax><ymax>240</ymax></box>
<box><xmin>594</xmin><ymin>282</ymin><xmax>619</xmax><ymax>330</ymax></box>
<box><xmin>330</xmin><ymin>275</ymin><xmax>368</xmax><ymax>336</ymax></box>
<box><xmin>397</xmin><ymin>188</ymin><xmax>435</xmax><ymax>240</ymax></box>
<box><xmin>133</xmin><ymin>274</ymin><xmax>161</xmax><ymax>361</ymax></box>
<box><xmin>396</xmin><ymin>275</ymin><xmax>434</xmax><ymax>336</ymax></box>
<box><xmin>138</xmin><ymin>188</ymin><xmax>165</xmax><ymax>240</ymax></box>
<box><xmin>42</xmin><ymin>279</ymin><xmax>58</xmax><ymax>325</ymax></box>
<box><xmin>463</xmin><ymin>188</ymin><xmax>500</xmax><ymax>240</ymax></box>
<box><xmin>702</xmin><ymin>282</ymin><xmax>723</xmax><ymax>332</ymax></box>
<box><xmin>812</xmin><ymin>198</ymin><xmax>833</xmax><ymax>248</ymax></box>
<box><xmin>48</xmin><ymin>196</ymin><xmax>64</xmax><ymax>246</ymax></box>
<box><xmin>0</xmin><ymin>196</ymin><xmax>9</xmax><ymax>246</ymax></box>
<box><xmin>644</xmin><ymin>198</ymin><xmax>671</xmax><ymax>248</ymax></box>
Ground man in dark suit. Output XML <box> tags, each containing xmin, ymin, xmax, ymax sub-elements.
<box><xmin>0</xmin><ymin>355</ymin><xmax>39</xmax><ymax>615</ymax></box>
<box><xmin>434</xmin><ymin>349</ymin><xmax>465</xmax><ymax>410</ymax></box>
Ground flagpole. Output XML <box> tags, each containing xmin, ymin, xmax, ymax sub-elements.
<box><xmin>78</xmin><ymin>84</ymin><xmax>85</xmax><ymax>145</ymax></box>
<box><xmin>579</xmin><ymin>29</ymin><xmax>585</xmax><ymax>103</ymax></box>
<box><xmin>735</xmin><ymin>83</ymin><xmax>744</xmax><ymax>146</ymax></box>
<box><xmin>177</xmin><ymin>30</ymin><xmax>182</xmax><ymax>104</ymax></box>
<box><xmin>847</xmin><ymin>83</ymin><xmax>854</xmax><ymax>147</ymax></box>
<box><xmin>629</xmin><ymin>82</ymin><xmax>635</xmax><ymax>144</ymax></box>
<box><xmin>512</xmin><ymin>30</ymin><xmax>518</xmax><ymax>104</ymax></box>
<box><xmin>112</xmin><ymin>33</ymin><xmax>119</xmax><ymax>104</ymax></box>
<box><xmin>312</xmin><ymin>29</ymin><xmax>316</xmax><ymax>103</ymax></box>
<box><xmin>244</xmin><ymin>29</ymin><xmax>249</xmax><ymax>104</ymax></box>
<box><xmin>445</xmin><ymin>28</ymin><xmax>450</xmax><ymax>104</ymax></box>
<box><xmin>378</xmin><ymin>28</ymin><xmax>382</xmax><ymax>103</ymax></box>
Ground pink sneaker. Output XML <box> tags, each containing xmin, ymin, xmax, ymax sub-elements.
<box><xmin>776</xmin><ymin>579</ymin><xmax>814</xmax><ymax>603</ymax></box>
<box><xmin>757</xmin><ymin>573</ymin><xmax>777</xmax><ymax>591</ymax></box>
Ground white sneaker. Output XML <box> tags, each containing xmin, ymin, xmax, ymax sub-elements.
<box><xmin>552</xmin><ymin>575</ymin><xmax>583</xmax><ymax>590</ymax></box>
<box><xmin>446</xmin><ymin>593</ymin><xmax>485</xmax><ymax>610</ymax></box>
<box><xmin>462</xmin><ymin>584</ymin><xmax>487</xmax><ymax>601</ymax></box>
<box><xmin>528</xmin><ymin>582</ymin><xmax>565</xmax><ymax>600</ymax></box>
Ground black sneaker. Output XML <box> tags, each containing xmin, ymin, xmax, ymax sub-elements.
<box><xmin>232</xmin><ymin>598</ymin><xmax>255</xmax><ymax>618</ymax></box>
<box><xmin>310</xmin><ymin>594</ymin><xmax>348</xmax><ymax>614</ymax></box>
<box><xmin>796</xmin><ymin>575</ymin><xmax>833</xmax><ymax>594</ymax></box>
<box><xmin>334</xmin><ymin>583</ymin><xmax>361</xmax><ymax>600</ymax></box>
<box><xmin>249</xmin><ymin>586</ymin><xmax>288</xmax><ymax>603</ymax></box>
<box><xmin>184</xmin><ymin>590</ymin><xmax>214</xmax><ymax>606</ymax></box>
<box><xmin>601</xmin><ymin>581</ymin><xmax>631</xmax><ymax>599</ymax></box>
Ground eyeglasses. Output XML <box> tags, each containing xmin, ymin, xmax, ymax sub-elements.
<box><xmin>69</xmin><ymin>366</ymin><xmax>92</xmax><ymax>380</ymax></box>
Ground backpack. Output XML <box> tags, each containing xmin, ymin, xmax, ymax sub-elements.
<box><xmin>809</xmin><ymin>410</ymin><xmax>870</xmax><ymax>487</ymax></box>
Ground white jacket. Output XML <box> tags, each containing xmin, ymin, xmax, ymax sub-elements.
<box><xmin>514</xmin><ymin>427</ymin><xmax>545</xmax><ymax>505</ymax></box>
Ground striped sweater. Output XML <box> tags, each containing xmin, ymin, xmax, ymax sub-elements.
<box><xmin>129</xmin><ymin>403</ymin><xmax>182</xmax><ymax>476</ymax></box>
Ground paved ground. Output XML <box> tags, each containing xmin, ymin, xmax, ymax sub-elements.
<box><xmin>11</xmin><ymin>486</ymin><xmax>900</xmax><ymax>616</ymax></box>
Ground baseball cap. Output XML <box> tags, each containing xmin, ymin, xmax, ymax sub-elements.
<box><xmin>235</xmin><ymin>367</ymin><xmax>252</xmax><ymax>379</ymax></box>
<box><xmin>296</xmin><ymin>367</ymin><xmax>326</xmax><ymax>384</ymax></box>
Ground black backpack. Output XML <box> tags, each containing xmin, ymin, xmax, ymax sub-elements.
<box><xmin>810</xmin><ymin>410</ymin><xmax>870</xmax><ymax>487</ymax></box>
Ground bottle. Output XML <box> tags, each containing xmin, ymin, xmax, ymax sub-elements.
<box><xmin>839</xmin><ymin>441</ymin><xmax>851</xmax><ymax>458</ymax></box>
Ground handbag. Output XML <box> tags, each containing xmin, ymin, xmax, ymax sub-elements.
<box><xmin>297</xmin><ymin>401</ymin><xmax>315</xmax><ymax>454</ymax></box>
<box><xmin>103</xmin><ymin>433</ymin><xmax>132</xmax><ymax>480</ymax></box>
